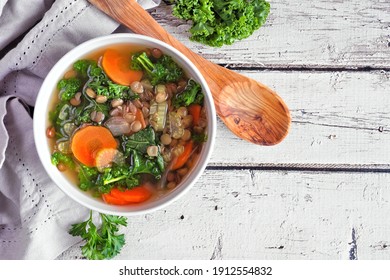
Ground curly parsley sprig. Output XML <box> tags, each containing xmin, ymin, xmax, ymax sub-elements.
<box><xmin>69</xmin><ymin>211</ymin><xmax>128</xmax><ymax>260</ymax></box>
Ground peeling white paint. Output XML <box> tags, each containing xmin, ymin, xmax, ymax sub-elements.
<box><xmin>57</xmin><ymin>1</ymin><xmax>390</xmax><ymax>260</ymax></box>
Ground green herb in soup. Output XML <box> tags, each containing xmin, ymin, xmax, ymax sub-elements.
<box><xmin>47</xmin><ymin>46</ymin><xmax>208</xmax><ymax>205</ymax></box>
<box><xmin>131</xmin><ymin>51</ymin><xmax>184</xmax><ymax>85</ymax></box>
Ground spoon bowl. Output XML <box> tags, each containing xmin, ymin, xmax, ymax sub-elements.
<box><xmin>88</xmin><ymin>0</ymin><xmax>291</xmax><ymax>145</ymax></box>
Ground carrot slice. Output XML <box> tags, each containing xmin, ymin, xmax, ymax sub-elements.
<box><xmin>135</xmin><ymin>108</ymin><xmax>146</xmax><ymax>129</ymax></box>
<box><xmin>102</xmin><ymin>193</ymin><xmax>128</xmax><ymax>205</ymax></box>
<box><xmin>110</xmin><ymin>186</ymin><xmax>152</xmax><ymax>203</ymax></box>
<box><xmin>71</xmin><ymin>126</ymin><xmax>117</xmax><ymax>167</ymax></box>
<box><xmin>188</xmin><ymin>104</ymin><xmax>202</xmax><ymax>126</ymax></box>
<box><xmin>171</xmin><ymin>141</ymin><xmax>194</xmax><ymax>170</ymax></box>
<box><xmin>102</xmin><ymin>49</ymin><xmax>143</xmax><ymax>86</ymax></box>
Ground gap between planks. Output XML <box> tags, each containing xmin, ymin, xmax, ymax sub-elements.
<box><xmin>57</xmin><ymin>169</ymin><xmax>390</xmax><ymax>260</ymax></box>
<box><xmin>153</xmin><ymin>1</ymin><xmax>390</xmax><ymax>68</ymax></box>
<box><xmin>223</xmin><ymin>65</ymin><xmax>390</xmax><ymax>72</ymax></box>
<box><xmin>206</xmin><ymin>164</ymin><xmax>390</xmax><ymax>173</ymax></box>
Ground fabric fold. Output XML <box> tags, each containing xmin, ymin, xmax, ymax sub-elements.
<box><xmin>0</xmin><ymin>0</ymin><xmax>161</xmax><ymax>259</ymax></box>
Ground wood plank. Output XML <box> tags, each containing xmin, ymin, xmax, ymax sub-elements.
<box><xmin>152</xmin><ymin>1</ymin><xmax>390</xmax><ymax>68</ymax></box>
<box><xmin>57</xmin><ymin>169</ymin><xmax>390</xmax><ymax>260</ymax></box>
<box><xmin>207</xmin><ymin>70</ymin><xmax>390</xmax><ymax>167</ymax></box>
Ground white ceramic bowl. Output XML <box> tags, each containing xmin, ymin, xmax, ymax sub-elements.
<box><xmin>33</xmin><ymin>34</ymin><xmax>216</xmax><ymax>216</ymax></box>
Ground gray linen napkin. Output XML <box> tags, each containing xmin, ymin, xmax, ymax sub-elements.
<box><xmin>0</xmin><ymin>0</ymin><xmax>160</xmax><ymax>260</ymax></box>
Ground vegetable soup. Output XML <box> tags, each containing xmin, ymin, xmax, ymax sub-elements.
<box><xmin>46</xmin><ymin>44</ymin><xmax>208</xmax><ymax>205</ymax></box>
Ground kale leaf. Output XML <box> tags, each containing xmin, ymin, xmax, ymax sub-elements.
<box><xmin>51</xmin><ymin>152</ymin><xmax>75</xmax><ymax>169</ymax></box>
<box><xmin>74</xmin><ymin>97</ymin><xmax>109</xmax><ymax>125</ymax></box>
<box><xmin>82</xmin><ymin>61</ymin><xmax>137</xmax><ymax>100</ymax></box>
<box><xmin>107</xmin><ymin>81</ymin><xmax>133</xmax><ymax>100</ymax></box>
<box><xmin>76</xmin><ymin>127</ymin><xmax>165</xmax><ymax>194</ymax></box>
<box><xmin>172</xmin><ymin>79</ymin><xmax>204</xmax><ymax>108</ymax></box>
<box><xmin>95</xmin><ymin>164</ymin><xmax>140</xmax><ymax>193</ymax></box>
<box><xmin>73</xmin><ymin>59</ymin><xmax>98</xmax><ymax>77</ymax></box>
<box><xmin>122</xmin><ymin>126</ymin><xmax>157</xmax><ymax>155</ymax></box>
<box><xmin>122</xmin><ymin>127</ymin><xmax>165</xmax><ymax>178</ymax></box>
<box><xmin>77</xmin><ymin>163</ymin><xmax>139</xmax><ymax>194</ymax></box>
<box><xmin>78</xmin><ymin>164</ymin><xmax>99</xmax><ymax>191</ymax></box>
<box><xmin>131</xmin><ymin>52</ymin><xmax>183</xmax><ymax>85</ymax></box>
<box><xmin>131</xmin><ymin>150</ymin><xmax>164</xmax><ymax>179</ymax></box>
<box><xmin>131</xmin><ymin>52</ymin><xmax>154</xmax><ymax>75</ymax></box>
<box><xmin>173</xmin><ymin>0</ymin><xmax>270</xmax><ymax>47</ymax></box>
<box><xmin>57</xmin><ymin>77</ymin><xmax>81</xmax><ymax>101</ymax></box>
<box><xmin>192</xmin><ymin>132</ymin><xmax>208</xmax><ymax>143</ymax></box>
<box><xmin>49</xmin><ymin>102</ymin><xmax>69</xmax><ymax>138</ymax></box>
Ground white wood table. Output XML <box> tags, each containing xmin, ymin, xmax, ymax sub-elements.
<box><xmin>59</xmin><ymin>0</ymin><xmax>390</xmax><ymax>260</ymax></box>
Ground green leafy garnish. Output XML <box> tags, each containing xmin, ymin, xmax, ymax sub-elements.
<box><xmin>74</xmin><ymin>60</ymin><xmax>136</xmax><ymax>101</ymax></box>
<box><xmin>122</xmin><ymin>126</ymin><xmax>158</xmax><ymax>155</ymax></box>
<box><xmin>122</xmin><ymin>127</ymin><xmax>165</xmax><ymax>178</ymax></box>
<box><xmin>49</xmin><ymin>102</ymin><xmax>69</xmax><ymax>139</ymax></box>
<box><xmin>69</xmin><ymin>211</ymin><xmax>127</xmax><ymax>260</ymax></box>
<box><xmin>57</xmin><ymin>78</ymin><xmax>81</xmax><ymax>101</ymax></box>
<box><xmin>172</xmin><ymin>79</ymin><xmax>204</xmax><ymax>108</ymax></box>
<box><xmin>77</xmin><ymin>163</ymin><xmax>136</xmax><ymax>194</ymax></box>
<box><xmin>96</xmin><ymin>164</ymin><xmax>140</xmax><ymax>193</ymax></box>
<box><xmin>192</xmin><ymin>132</ymin><xmax>208</xmax><ymax>143</ymax></box>
<box><xmin>74</xmin><ymin>98</ymin><xmax>109</xmax><ymax>125</ymax></box>
<box><xmin>78</xmin><ymin>164</ymin><xmax>99</xmax><ymax>191</ymax></box>
<box><xmin>75</xmin><ymin>127</ymin><xmax>166</xmax><ymax>195</ymax></box>
<box><xmin>172</xmin><ymin>0</ymin><xmax>270</xmax><ymax>47</ymax></box>
<box><xmin>131</xmin><ymin>150</ymin><xmax>164</xmax><ymax>179</ymax></box>
<box><xmin>131</xmin><ymin>52</ymin><xmax>183</xmax><ymax>85</ymax></box>
<box><xmin>131</xmin><ymin>52</ymin><xmax>154</xmax><ymax>74</ymax></box>
<box><xmin>88</xmin><ymin>74</ymin><xmax>130</xmax><ymax>100</ymax></box>
<box><xmin>51</xmin><ymin>152</ymin><xmax>75</xmax><ymax>169</ymax></box>
<box><xmin>73</xmin><ymin>59</ymin><xmax>102</xmax><ymax>78</ymax></box>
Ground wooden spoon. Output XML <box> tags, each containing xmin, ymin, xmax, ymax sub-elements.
<box><xmin>88</xmin><ymin>0</ymin><xmax>291</xmax><ymax>145</ymax></box>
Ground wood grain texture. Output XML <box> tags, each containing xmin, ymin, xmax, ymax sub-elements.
<box><xmin>208</xmin><ymin>70</ymin><xmax>390</xmax><ymax>167</ymax></box>
<box><xmin>89</xmin><ymin>0</ymin><xmax>291</xmax><ymax>145</ymax></box>
<box><xmin>56</xmin><ymin>1</ymin><xmax>390</xmax><ymax>261</ymax></box>
<box><xmin>57</xmin><ymin>169</ymin><xmax>390</xmax><ymax>260</ymax></box>
<box><xmin>152</xmin><ymin>1</ymin><xmax>390</xmax><ymax>68</ymax></box>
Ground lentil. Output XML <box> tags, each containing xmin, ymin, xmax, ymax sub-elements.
<box><xmin>85</xmin><ymin>87</ymin><xmax>96</xmax><ymax>99</ymax></box>
<box><xmin>131</xmin><ymin>120</ymin><xmax>142</xmax><ymax>132</ymax></box>
<box><xmin>131</xmin><ymin>81</ymin><xmax>144</xmax><ymax>93</ymax></box>
<box><xmin>167</xmin><ymin>182</ymin><xmax>176</xmax><ymax>189</ymax></box>
<box><xmin>96</xmin><ymin>95</ymin><xmax>108</xmax><ymax>103</ymax></box>
<box><xmin>147</xmin><ymin>145</ymin><xmax>159</xmax><ymax>157</ymax></box>
<box><xmin>46</xmin><ymin>126</ymin><xmax>56</xmax><ymax>138</ymax></box>
<box><xmin>160</xmin><ymin>133</ymin><xmax>172</xmax><ymax>145</ymax></box>
<box><xmin>111</xmin><ymin>98</ymin><xmax>124</xmax><ymax>107</ymax></box>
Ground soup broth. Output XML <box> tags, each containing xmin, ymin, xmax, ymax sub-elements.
<box><xmin>47</xmin><ymin>44</ymin><xmax>208</xmax><ymax>205</ymax></box>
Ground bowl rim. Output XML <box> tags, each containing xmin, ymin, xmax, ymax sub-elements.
<box><xmin>33</xmin><ymin>33</ymin><xmax>216</xmax><ymax>216</ymax></box>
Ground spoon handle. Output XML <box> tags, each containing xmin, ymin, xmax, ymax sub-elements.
<box><xmin>89</xmin><ymin>0</ymin><xmax>227</xmax><ymax>92</ymax></box>
<box><xmin>88</xmin><ymin>0</ymin><xmax>291</xmax><ymax>145</ymax></box>
<box><xmin>89</xmin><ymin>0</ymin><xmax>203</xmax><ymax>62</ymax></box>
